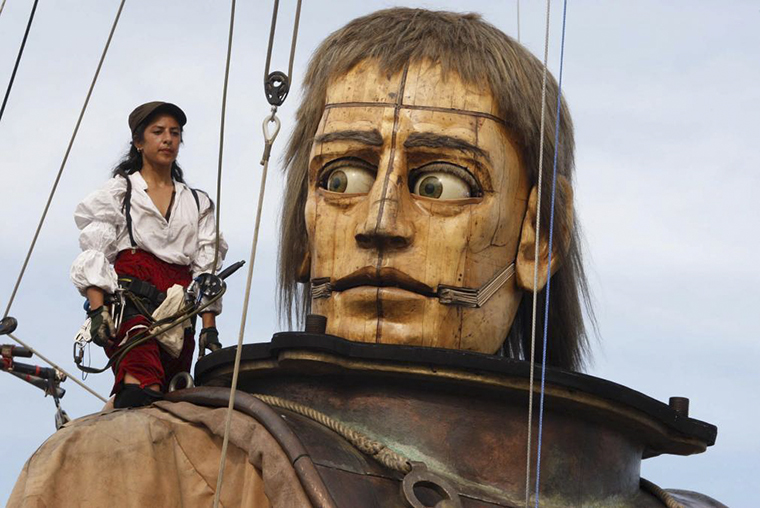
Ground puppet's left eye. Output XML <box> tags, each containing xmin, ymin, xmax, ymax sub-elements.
<box><xmin>409</xmin><ymin>163</ymin><xmax>482</xmax><ymax>199</ymax></box>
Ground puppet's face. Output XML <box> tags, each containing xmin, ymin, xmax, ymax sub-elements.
<box><xmin>305</xmin><ymin>60</ymin><xmax>531</xmax><ymax>352</ymax></box>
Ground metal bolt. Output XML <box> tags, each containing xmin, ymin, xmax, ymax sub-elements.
<box><xmin>304</xmin><ymin>314</ymin><xmax>327</xmax><ymax>334</ymax></box>
<box><xmin>669</xmin><ymin>397</ymin><xmax>690</xmax><ymax>417</ymax></box>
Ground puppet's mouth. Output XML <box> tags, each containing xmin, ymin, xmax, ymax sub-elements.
<box><xmin>328</xmin><ymin>266</ymin><xmax>436</xmax><ymax>297</ymax></box>
<box><xmin>310</xmin><ymin>261</ymin><xmax>515</xmax><ymax>309</ymax></box>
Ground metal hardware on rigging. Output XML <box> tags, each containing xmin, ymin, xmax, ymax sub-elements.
<box><xmin>8</xmin><ymin>331</ymin><xmax>106</xmax><ymax>403</ymax></box>
<box><xmin>212</xmin><ymin>2</ymin><xmax>302</xmax><ymax>506</ymax></box>
<box><xmin>2</xmin><ymin>340</ymin><xmax>71</xmax><ymax>430</ymax></box>
<box><xmin>263</xmin><ymin>0</ymin><xmax>302</xmax><ymax>107</ymax></box>
<box><xmin>72</xmin><ymin>263</ymin><xmax>242</xmax><ymax>376</ymax></box>
<box><xmin>0</xmin><ymin>0</ymin><xmax>38</xmax><ymax>124</ymax></box>
<box><xmin>2</xmin><ymin>316</ymin><xmax>107</xmax><ymax>402</ymax></box>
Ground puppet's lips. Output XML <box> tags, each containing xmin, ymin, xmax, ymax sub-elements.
<box><xmin>330</xmin><ymin>266</ymin><xmax>436</xmax><ymax>297</ymax></box>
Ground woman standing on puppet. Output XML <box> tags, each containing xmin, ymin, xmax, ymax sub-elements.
<box><xmin>70</xmin><ymin>102</ymin><xmax>227</xmax><ymax>409</ymax></box>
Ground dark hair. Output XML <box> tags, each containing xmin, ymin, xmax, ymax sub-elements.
<box><xmin>112</xmin><ymin>111</ymin><xmax>185</xmax><ymax>182</ymax></box>
<box><xmin>278</xmin><ymin>8</ymin><xmax>595</xmax><ymax>371</ymax></box>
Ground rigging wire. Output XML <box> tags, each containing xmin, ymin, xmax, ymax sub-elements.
<box><xmin>212</xmin><ymin>2</ymin><xmax>301</xmax><ymax>505</ymax></box>
<box><xmin>213</xmin><ymin>111</ymin><xmax>280</xmax><ymax>508</ymax></box>
<box><xmin>524</xmin><ymin>1</ymin><xmax>552</xmax><ymax>506</ymax></box>
<box><xmin>516</xmin><ymin>0</ymin><xmax>521</xmax><ymax>43</ymax></box>
<box><xmin>0</xmin><ymin>0</ymin><xmax>38</xmax><ymax>124</ymax></box>
<box><xmin>3</xmin><ymin>0</ymin><xmax>126</xmax><ymax>320</ymax></box>
<box><xmin>1</xmin><ymin>0</ymin><xmax>126</xmax><ymax>403</ymax></box>
<box><xmin>0</xmin><ymin>0</ymin><xmax>6</xmax><ymax>20</ymax></box>
<box><xmin>211</xmin><ymin>0</ymin><xmax>237</xmax><ymax>272</ymax></box>
<box><xmin>8</xmin><ymin>332</ymin><xmax>107</xmax><ymax>402</ymax></box>
<box><xmin>263</xmin><ymin>0</ymin><xmax>303</xmax><ymax>85</ymax></box>
<box><xmin>533</xmin><ymin>1</ymin><xmax>568</xmax><ymax>505</ymax></box>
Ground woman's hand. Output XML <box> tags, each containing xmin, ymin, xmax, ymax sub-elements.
<box><xmin>88</xmin><ymin>306</ymin><xmax>116</xmax><ymax>348</ymax></box>
<box><xmin>198</xmin><ymin>320</ymin><xmax>221</xmax><ymax>358</ymax></box>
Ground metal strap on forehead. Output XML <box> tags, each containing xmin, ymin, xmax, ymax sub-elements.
<box><xmin>310</xmin><ymin>262</ymin><xmax>515</xmax><ymax>309</ymax></box>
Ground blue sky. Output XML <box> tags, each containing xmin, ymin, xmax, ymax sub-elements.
<box><xmin>0</xmin><ymin>1</ymin><xmax>757</xmax><ymax>505</ymax></box>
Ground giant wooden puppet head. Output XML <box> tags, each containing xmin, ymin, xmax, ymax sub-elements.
<box><xmin>279</xmin><ymin>8</ymin><xmax>590</xmax><ymax>370</ymax></box>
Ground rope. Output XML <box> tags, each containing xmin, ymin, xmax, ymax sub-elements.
<box><xmin>0</xmin><ymin>0</ymin><xmax>7</xmax><ymax>20</ymax></box>
<box><xmin>254</xmin><ymin>393</ymin><xmax>413</xmax><ymax>474</ymax></box>
<box><xmin>262</xmin><ymin>0</ymin><xmax>302</xmax><ymax>81</ymax></box>
<box><xmin>209</xmin><ymin>4</ymin><xmax>238</xmax><ymax>507</ymax></box>
<box><xmin>0</xmin><ymin>0</ymin><xmax>37</xmax><ymax>124</ymax></box>
<box><xmin>640</xmin><ymin>478</ymin><xmax>685</xmax><ymax>508</ymax></box>
<box><xmin>211</xmin><ymin>0</ymin><xmax>237</xmax><ymax>272</ymax></box>
<box><xmin>534</xmin><ymin>1</ymin><xmax>568</xmax><ymax>506</ymax></box>
<box><xmin>213</xmin><ymin>109</ymin><xmax>279</xmax><ymax>508</ymax></box>
<box><xmin>3</xmin><ymin>0</ymin><xmax>126</xmax><ymax>320</ymax></box>
<box><xmin>524</xmin><ymin>1</ymin><xmax>552</xmax><ymax>506</ymax></box>
<box><xmin>213</xmin><ymin>2</ymin><xmax>301</xmax><ymax>503</ymax></box>
<box><xmin>7</xmin><ymin>332</ymin><xmax>107</xmax><ymax>402</ymax></box>
<box><xmin>286</xmin><ymin>0</ymin><xmax>302</xmax><ymax>82</ymax></box>
<box><xmin>263</xmin><ymin>0</ymin><xmax>279</xmax><ymax>79</ymax></box>
<box><xmin>516</xmin><ymin>0</ymin><xmax>521</xmax><ymax>42</ymax></box>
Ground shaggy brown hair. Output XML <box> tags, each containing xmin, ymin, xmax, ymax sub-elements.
<box><xmin>278</xmin><ymin>8</ymin><xmax>593</xmax><ymax>371</ymax></box>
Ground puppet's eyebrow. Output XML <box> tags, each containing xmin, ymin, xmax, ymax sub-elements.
<box><xmin>314</xmin><ymin>129</ymin><xmax>384</xmax><ymax>146</ymax></box>
<box><xmin>403</xmin><ymin>132</ymin><xmax>490</xmax><ymax>163</ymax></box>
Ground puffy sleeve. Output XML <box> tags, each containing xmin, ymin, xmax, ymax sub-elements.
<box><xmin>69</xmin><ymin>178</ymin><xmax>127</xmax><ymax>295</ymax></box>
<box><xmin>192</xmin><ymin>191</ymin><xmax>228</xmax><ymax>314</ymax></box>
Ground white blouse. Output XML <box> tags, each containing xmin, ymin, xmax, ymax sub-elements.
<box><xmin>70</xmin><ymin>172</ymin><xmax>228</xmax><ymax>302</ymax></box>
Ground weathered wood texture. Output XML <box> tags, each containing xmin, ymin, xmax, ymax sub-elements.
<box><xmin>306</xmin><ymin>60</ymin><xmax>562</xmax><ymax>352</ymax></box>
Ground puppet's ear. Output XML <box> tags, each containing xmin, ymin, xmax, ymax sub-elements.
<box><xmin>297</xmin><ymin>249</ymin><xmax>311</xmax><ymax>283</ymax></box>
<box><xmin>516</xmin><ymin>178</ymin><xmax>574</xmax><ymax>291</ymax></box>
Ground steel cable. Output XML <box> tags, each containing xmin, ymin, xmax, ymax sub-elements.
<box><xmin>214</xmin><ymin>114</ymin><xmax>279</xmax><ymax>507</ymax></box>
<box><xmin>211</xmin><ymin>0</ymin><xmax>237</xmax><ymax>272</ymax></box>
<box><xmin>524</xmin><ymin>1</ymin><xmax>552</xmax><ymax>506</ymax></box>
<box><xmin>3</xmin><ymin>0</ymin><xmax>126</xmax><ymax>320</ymax></box>
<box><xmin>0</xmin><ymin>0</ymin><xmax>37</xmax><ymax>124</ymax></box>
<box><xmin>213</xmin><ymin>2</ymin><xmax>301</xmax><ymax>505</ymax></box>
<box><xmin>209</xmin><ymin>0</ymin><xmax>238</xmax><ymax>505</ymax></box>
<box><xmin>534</xmin><ymin>1</ymin><xmax>568</xmax><ymax>506</ymax></box>
<box><xmin>516</xmin><ymin>0</ymin><xmax>521</xmax><ymax>42</ymax></box>
<box><xmin>1</xmin><ymin>1</ymin><xmax>126</xmax><ymax>405</ymax></box>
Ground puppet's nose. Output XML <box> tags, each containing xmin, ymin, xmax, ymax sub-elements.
<box><xmin>355</xmin><ymin>173</ymin><xmax>414</xmax><ymax>250</ymax></box>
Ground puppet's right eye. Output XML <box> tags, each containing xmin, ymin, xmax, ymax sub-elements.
<box><xmin>320</xmin><ymin>158</ymin><xmax>376</xmax><ymax>194</ymax></box>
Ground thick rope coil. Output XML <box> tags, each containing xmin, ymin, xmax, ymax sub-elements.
<box><xmin>640</xmin><ymin>478</ymin><xmax>685</xmax><ymax>508</ymax></box>
<box><xmin>253</xmin><ymin>393</ymin><xmax>413</xmax><ymax>474</ymax></box>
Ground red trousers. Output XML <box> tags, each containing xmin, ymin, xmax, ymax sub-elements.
<box><xmin>105</xmin><ymin>250</ymin><xmax>194</xmax><ymax>395</ymax></box>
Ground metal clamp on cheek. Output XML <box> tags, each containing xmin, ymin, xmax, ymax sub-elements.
<box><xmin>310</xmin><ymin>262</ymin><xmax>515</xmax><ymax>309</ymax></box>
<box><xmin>437</xmin><ymin>262</ymin><xmax>515</xmax><ymax>308</ymax></box>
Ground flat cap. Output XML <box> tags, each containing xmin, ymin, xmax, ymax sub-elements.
<box><xmin>128</xmin><ymin>101</ymin><xmax>187</xmax><ymax>134</ymax></box>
